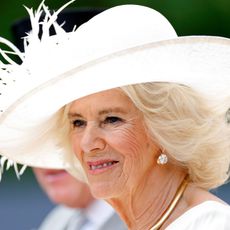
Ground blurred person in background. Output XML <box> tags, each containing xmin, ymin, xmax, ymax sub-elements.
<box><xmin>33</xmin><ymin>168</ymin><xmax>126</xmax><ymax>230</ymax></box>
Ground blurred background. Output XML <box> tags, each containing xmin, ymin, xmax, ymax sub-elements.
<box><xmin>0</xmin><ymin>0</ymin><xmax>230</xmax><ymax>229</ymax></box>
<box><xmin>1</xmin><ymin>0</ymin><xmax>230</xmax><ymax>42</ymax></box>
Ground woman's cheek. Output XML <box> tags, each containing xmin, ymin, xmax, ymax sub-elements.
<box><xmin>105</xmin><ymin>127</ymin><xmax>144</xmax><ymax>157</ymax></box>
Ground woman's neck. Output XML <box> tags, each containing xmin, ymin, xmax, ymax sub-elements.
<box><xmin>107</xmin><ymin>166</ymin><xmax>187</xmax><ymax>230</ymax></box>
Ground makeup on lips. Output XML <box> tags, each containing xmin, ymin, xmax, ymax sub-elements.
<box><xmin>87</xmin><ymin>159</ymin><xmax>119</xmax><ymax>174</ymax></box>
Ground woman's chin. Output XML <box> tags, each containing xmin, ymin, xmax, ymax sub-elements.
<box><xmin>89</xmin><ymin>181</ymin><xmax>120</xmax><ymax>199</ymax></box>
<box><xmin>85</xmin><ymin>163</ymin><xmax>125</xmax><ymax>199</ymax></box>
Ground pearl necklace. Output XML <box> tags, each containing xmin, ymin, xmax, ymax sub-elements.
<box><xmin>149</xmin><ymin>176</ymin><xmax>189</xmax><ymax>230</ymax></box>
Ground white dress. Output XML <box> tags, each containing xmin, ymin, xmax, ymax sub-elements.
<box><xmin>167</xmin><ymin>201</ymin><xmax>230</xmax><ymax>229</ymax></box>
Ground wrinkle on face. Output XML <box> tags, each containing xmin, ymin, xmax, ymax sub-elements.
<box><xmin>68</xmin><ymin>88</ymin><xmax>158</xmax><ymax>199</ymax></box>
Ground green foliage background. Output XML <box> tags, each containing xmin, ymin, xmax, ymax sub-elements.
<box><xmin>0</xmin><ymin>0</ymin><xmax>230</xmax><ymax>42</ymax></box>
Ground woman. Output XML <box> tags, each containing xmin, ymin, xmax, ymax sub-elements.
<box><xmin>65</xmin><ymin>83</ymin><xmax>230</xmax><ymax>229</ymax></box>
<box><xmin>0</xmin><ymin>1</ymin><xmax>230</xmax><ymax>229</ymax></box>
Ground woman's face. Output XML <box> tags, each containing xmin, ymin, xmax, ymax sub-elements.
<box><xmin>68</xmin><ymin>88</ymin><xmax>158</xmax><ymax>199</ymax></box>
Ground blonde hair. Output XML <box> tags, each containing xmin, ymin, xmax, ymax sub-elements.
<box><xmin>121</xmin><ymin>82</ymin><xmax>230</xmax><ymax>190</ymax></box>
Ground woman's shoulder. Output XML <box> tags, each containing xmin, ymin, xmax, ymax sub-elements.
<box><xmin>167</xmin><ymin>201</ymin><xmax>230</xmax><ymax>230</ymax></box>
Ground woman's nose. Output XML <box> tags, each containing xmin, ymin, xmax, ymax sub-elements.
<box><xmin>80</xmin><ymin>123</ymin><xmax>106</xmax><ymax>154</ymax></box>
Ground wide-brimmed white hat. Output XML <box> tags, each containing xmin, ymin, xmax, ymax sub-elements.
<box><xmin>0</xmin><ymin>1</ymin><xmax>230</xmax><ymax>175</ymax></box>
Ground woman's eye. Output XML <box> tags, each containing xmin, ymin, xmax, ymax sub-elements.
<box><xmin>72</xmin><ymin>119</ymin><xmax>86</xmax><ymax>128</ymax></box>
<box><xmin>103</xmin><ymin>116</ymin><xmax>123</xmax><ymax>124</ymax></box>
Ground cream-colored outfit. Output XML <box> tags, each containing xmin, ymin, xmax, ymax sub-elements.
<box><xmin>167</xmin><ymin>201</ymin><xmax>230</xmax><ymax>229</ymax></box>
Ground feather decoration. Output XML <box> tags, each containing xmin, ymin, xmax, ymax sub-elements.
<box><xmin>0</xmin><ymin>37</ymin><xmax>24</xmax><ymax>63</ymax></box>
<box><xmin>0</xmin><ymin>0</ymin><xmax>76</xmax><ymax>180</ymax></box>
<box><xmin>0</xmin><ymin>155</ymin><xmax>27</xmax><ymax>181</ymax></box>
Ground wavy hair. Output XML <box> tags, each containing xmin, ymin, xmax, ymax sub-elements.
<box><xmin>121</xmin><ymin>82</ymin><xmax>230</xmax><ymax>190</ymax></box>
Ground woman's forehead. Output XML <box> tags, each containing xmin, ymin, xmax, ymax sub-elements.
<box><xmin>68</xmin><ymin>88</ymin><xmax>137</xmax><ymax>116</ymax></box>
<box><xmin>70</xmin><ymin>88</ymin><xmax>127</xmax><ymax>106</ymax></box>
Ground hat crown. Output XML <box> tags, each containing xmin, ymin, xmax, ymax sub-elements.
<box><xmin>0</xmin><ymin>4</ymin><xmax>177</xmax><ymax>117</ymax></box>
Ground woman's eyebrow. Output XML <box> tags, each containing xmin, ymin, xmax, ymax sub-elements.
<box><xmin>67</xmin><ymin>112</ymin><xmax>83</xmax><ymax>119</ymax></box>
<box><xmin>98</xmin><ymin>107</ymin><xmax>127</xmax><ymax>116</ymax></box>
<box><xmin>67</xmin><ymin>107</ymin><xmax>127</xmax><ymax>118</ymax></box>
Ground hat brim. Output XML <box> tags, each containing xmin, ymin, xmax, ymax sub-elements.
<box><xmin>0</xmin><ymin>36</ymin><xmax>230</xmax><ymax>169</ymax></box>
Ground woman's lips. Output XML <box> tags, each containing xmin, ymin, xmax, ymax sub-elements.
<box><xmin>87</xmin><ymin>160</ymin><xmax>119</xmax><ymax>174</ymax></box>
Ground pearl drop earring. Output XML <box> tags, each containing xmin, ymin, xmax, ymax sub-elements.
<box><xmin>157</xmin><ymin>153</ymin><xmax>168</xmax><ymax>165</ymax></box>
